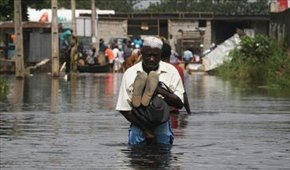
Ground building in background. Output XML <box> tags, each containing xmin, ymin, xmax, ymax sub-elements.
<box><xmin>270</xmin><ymin>0</ymin><xmax>290</xmax><ymax>12</ymax></box>
<box><xmin>269</xmin><ymin>0</ymin><xmax>290</xmax><ymax>46</ymax></box>
<box><xmin>0</xmin><ymin>0</ymin><xmax>290</xmax><ymax>65</ymax></box>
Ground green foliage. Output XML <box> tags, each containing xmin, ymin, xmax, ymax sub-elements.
<box><xmin>63</xmin><ymin>0</ymin><xmax>137</xmax><ymax>11</ymax></box>
<box><xmin>0</xmin><ymin>0</ymin><xmax>50</xmax><ymax>21</ymax></box>
<box><xmin>0</xmin><ymin>0</ymin><xmax>137</xmax><ymax>21</ymax></box>
<box><xmin>233</xmin><ymin>35</ymin><xmax>271</xmax><ymax>64</ymax></box>
<box><xmin>265</xmin><ymin>41</ymin><xmax>290</xmax><ymax>89</ymax></box>
<box><xmin>216</xmin><ymin>35</ymin><xmax>290</xmax><ymax>89</ymax></box>
<box><xmin>0</xmin><ymin>0</ymin><xmax>14</xmax><ymax>21</ymax></box>
<box><xmin>0</xmin><ymin>0</ymin><xmax>269</xmax><ymax>21</ymax></box>
<box><xmin>145</xmin><ymin>0</ymin><xmax>269</xmax><ymax>15</ymax></box>
<box><xmin>87</xmin><ymin>0</ymin><xmax>135</xmax><ymax>12</ymax></box>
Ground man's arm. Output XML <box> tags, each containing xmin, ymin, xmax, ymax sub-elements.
<box><xmin>120</xmin><ymin>111</ymin><xmax>146</xmax><ymax>129</ymax></box>
<box><xmin>155</xmin><ymin>86</ymin><xmax>183</xmax><ymax>109</ymax></box>
<box><xmin>120</xmin><ymin>111</ymin><xmax>154</xmax><ymax>138</ymax></box>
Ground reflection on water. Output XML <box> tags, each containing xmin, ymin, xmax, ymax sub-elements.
<box><xmin>10</xmin><ymin>79</ymin><xmax>24</xmax><ymax>112</ymax></box>
<box><xmin>186</xmin><ymin>73</ymin><xmax>290</xmax><ymax>114</ymax></box>
<box><xmin>122</xmin><ymin>145</ymin><xmax>175</xmax><ymax>169</ymax></box>
<box><xmin>50</xmin><ymin>78</ymin><xmax>59</xmax><ymax>113</ymax></box>
<box><xmin>0</xmin><ymin>72</ymin><xmax>290</xmax><ymax>169</ymax></box>
<box><xmin>1</xmin><ymin>73</ymin><xmax>121</xmax><ymax>113</ymax></box>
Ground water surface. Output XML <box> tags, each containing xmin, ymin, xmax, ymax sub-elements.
<box><xmin>0</xmin><ymin>73</ymin><xmax>289</xmax><ymax>169</ymax></box>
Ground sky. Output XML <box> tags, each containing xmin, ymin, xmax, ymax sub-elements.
<box><xmin>133</xmin><ymin>0</ymin><xmax>161</xmax><ymax>9</ymax></box>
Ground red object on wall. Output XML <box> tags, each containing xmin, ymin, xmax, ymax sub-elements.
<box><xmin>39</xmin><ymin>12</ymin><xmax>49</xmax><ymax>22</ymax></box>
<box><xmin>279</xmin><ymin>0</ymin><xmax>289</xmax><ymax>11</ymax></box>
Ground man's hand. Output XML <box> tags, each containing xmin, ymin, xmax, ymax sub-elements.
<box><xmin>155</xmin><ymin>85</ymin><xmax>183</xmax><ymax>109</ymax></box>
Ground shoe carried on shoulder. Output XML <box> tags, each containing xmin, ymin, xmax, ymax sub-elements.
<box><xmin>132</xmin><ymin>71</ymin><xmax>147</xmax><ymax>107</ymax></box>
<box><xmin>141</xmin><ymin>71</ymin><xmax>159</xmax><ymax>106</ymax></box>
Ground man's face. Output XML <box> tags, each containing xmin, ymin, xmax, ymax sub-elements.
<box><xmin>141</xmin><ymin>46</ymin><xmax>161</xmax><ymax>71</ymax></box>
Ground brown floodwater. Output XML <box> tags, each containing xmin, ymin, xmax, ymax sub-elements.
<box><xmin>0</xmin><ymin>72</ymin><xmax>289</xmax><ymax>169</ymax></box>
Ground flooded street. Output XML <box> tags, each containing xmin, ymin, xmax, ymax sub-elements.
<box><xmin>0</xmin><ymin>73</ymin><xmax>290</xmax><ymax>169</ymax></box>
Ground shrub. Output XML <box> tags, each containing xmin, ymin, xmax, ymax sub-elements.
<box><xmin>216</xmin><ymin>34</ymin><xmax>290</xmax><ymax>89</ymax></box>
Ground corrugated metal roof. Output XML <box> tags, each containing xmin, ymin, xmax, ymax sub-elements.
<box><xmin>0</xmin><ymin>22</ymin><xmax>51</xmax><ymax>29</ymax></box>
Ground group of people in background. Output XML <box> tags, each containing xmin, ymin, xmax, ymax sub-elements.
<box><xmin>83</xmin><ymin>36</ymin><xmax>144</xmax><ymax>73</ymax></box>
<box><xmin>61</xmin><ymin>32</ymin><xmax>205</xmax><ymax>74</ymax></box>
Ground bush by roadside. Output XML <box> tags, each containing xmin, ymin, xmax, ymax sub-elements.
<box><xmin>216</xmin><ymin>34</ymin><xmax>290</xmax><ymax>89</ymax></box>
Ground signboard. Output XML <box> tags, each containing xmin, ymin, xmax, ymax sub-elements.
<box><xmin>28</xmin><ymin>7</ymin><xmax>114</xmax><ymax>24</ymax></box>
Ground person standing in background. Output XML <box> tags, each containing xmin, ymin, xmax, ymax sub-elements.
<box><xmin>183</xmin><ymin>47</ymin><xmax>193</xmax><ymax>69</ymax></box>
<box><xmin>104</xmin><ymin>46</ymin><xmax>115</xmax><ymax>72</ymax></box>
<box><xmin>99</xmin><ymin>38</ymin><xmax>106</xmax><ymax>54</ymax></box>
<box><xmin>132</xmin><ymin>35</ymin><xmax>143</xmax><ymax>49</ymax></box>
<box><xmin>161</xmin><ymin>42</ymin><xmax>191</xmax><ymax>114</ymax></box>
<box><xmin>70</xmin><ymin>35</ymin><xmax>78</xmax><ymax>72</ymax></box>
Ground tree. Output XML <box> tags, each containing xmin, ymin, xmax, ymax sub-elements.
<box><xmin>0</xmin><ymin>0</ymin><xmax>50</xmax><ymax>21</ymax></box>
<box><xmin>0</xmin><ymin>0</ymin><xmax>138</xmax><ymax>21</ymax></box>
<box><xmin>0</xmin><ymin>0</ymin><xmax>14</xmax><ymax>21</ymax></box>
<box><xmin>0</xmin><ymin>0</ymin><xmax>269</xmax><ymax>22</ymax></box>
<box><xmin>145</xmin><ymin>0</ymin><xmax>269</xmax><ymax>15</ymax></box>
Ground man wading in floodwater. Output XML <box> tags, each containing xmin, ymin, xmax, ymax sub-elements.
<box><xmin>116</xmin><ymin>36</ymin><xmax>185</xmax><ymax>145</ymax></box>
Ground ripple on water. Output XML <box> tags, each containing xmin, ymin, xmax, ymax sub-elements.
<box><xmin>1</xmin><ymin>73</ymin><xmax>290</xmax><ymax>169</ymax></box>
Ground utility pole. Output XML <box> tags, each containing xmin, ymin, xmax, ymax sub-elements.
<box><xmin>14</xmin><ymin>0</ymin><xmax>25</xmax><ymax>78</ymax></box>
<box><xmin>70</xmin><ymin>0</ymin><xmax>78</xmax><ymax>73</ymax></box>
<box><xmin>71</xmin><ymin>0</ymin><xmax>76</xmax><ymax>34</ymax></box>
<box><xmin>51</xmin><ymin>0</ymin><xmax>59</xmax><ymax>77</ymax></box>
<box><xmin>91</xmin><ymin>0</ymin><xmax>98</xmax><ymax>51</ymax></box>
